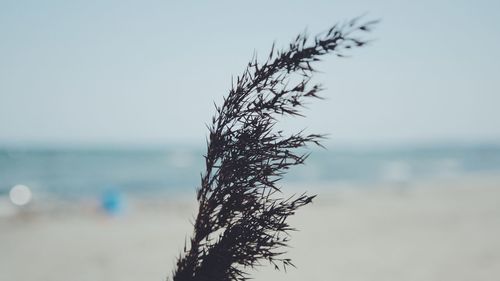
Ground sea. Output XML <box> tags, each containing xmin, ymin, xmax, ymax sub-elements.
<box><xmin>1</xmin><ymin>144</ymin><xmax>500</xmax><ymax>200</ymax></box>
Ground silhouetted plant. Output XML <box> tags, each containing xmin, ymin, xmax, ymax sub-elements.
<box><xmin>171</xmin><ymin>17</ymin><xmax>377</xmax><ymax>281</ymax></box>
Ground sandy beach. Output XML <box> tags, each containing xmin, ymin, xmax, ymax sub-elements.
<box><xmin>1</xmin><ymin>175</ymin><xmax>499</xmax><ymax>281</ymax></box>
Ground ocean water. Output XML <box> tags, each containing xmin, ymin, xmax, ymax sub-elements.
<box><xmin>1</xmin><ymin>144</ymin><xmax>500</xmax><ymax>199</ymax></box>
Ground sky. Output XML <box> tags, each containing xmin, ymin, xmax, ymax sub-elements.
<box><xmin>1</xmin><ymin>0</ymin><xmax>499</xmax><ymax>147</ymax></box>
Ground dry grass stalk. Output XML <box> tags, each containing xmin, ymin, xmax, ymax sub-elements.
<box><xmin>171</xmin><ymin>17</ymin><xmax>378</xmax><ymax>281</ymax></box>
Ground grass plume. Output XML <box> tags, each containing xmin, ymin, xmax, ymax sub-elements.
<box><xmin>171</xmin><ymin>17</ymin><xmax>378</xmax><ymax>281</ymax></box>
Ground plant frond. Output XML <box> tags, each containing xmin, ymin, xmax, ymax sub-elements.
<box><xmin>172</xmin><ymin>17</ymin><xmax>377</xmax><ymax>281</ymax></box>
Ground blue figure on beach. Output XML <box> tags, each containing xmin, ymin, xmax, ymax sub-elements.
<box><xmin>101</xmin><ymin>189</ymin><xmax>125</xmax><ymax>216</ymax></box>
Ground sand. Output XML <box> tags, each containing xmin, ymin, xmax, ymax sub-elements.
<box><xmin>1</xmin><ymin>175</ymin><xmax>499</xmax><ymax>281</ymax></box>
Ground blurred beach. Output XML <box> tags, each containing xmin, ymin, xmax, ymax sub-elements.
<box><xmin>1</xmin><ymin>175</ymin><xmax>499</xmax><ymax>281</ymax></box>
<box><xmin>1</xmin><ymin>145</ymin><xmax>500</xmax><ymax>281</ymax></box>
<box><xmin>2</xmin><ymin>1</ymin><xmax>500</xmax><ymax>280</ymax></box>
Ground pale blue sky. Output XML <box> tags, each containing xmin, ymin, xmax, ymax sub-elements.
<box><xmin>1</xmin><ymin>0</ymin><xmax>499</xmax><ymax>146</ymax></box>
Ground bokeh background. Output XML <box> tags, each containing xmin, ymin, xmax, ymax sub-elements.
<box><xmin>1</xmin><ymin>1</ymin><xmax>499</xmax><ymax>280</ymax></box>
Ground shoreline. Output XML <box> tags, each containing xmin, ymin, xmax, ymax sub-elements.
<box><xmin>1</xmin><ymin>171</ymin><xmax>499</xmax><ymax>220</ymax></box>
